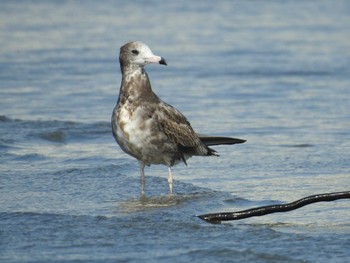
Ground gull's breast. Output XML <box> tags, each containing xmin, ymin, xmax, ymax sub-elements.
<box><xmin>113</xmin><ymin>104</ymin><xmax>177</xmax><ymax>166</ymax></box>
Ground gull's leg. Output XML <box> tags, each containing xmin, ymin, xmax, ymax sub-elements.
<box><xmin>139</xmin><ymin>161</ymin><xmax>146</xmax><ymax>196</ymax></box>
<box><xmin>168</xmin><ymin>167</ymin><xmax>174</xmax><ymax>195</ymax></box>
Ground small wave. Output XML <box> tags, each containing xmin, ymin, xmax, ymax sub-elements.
<box><xmin>39</xmin><ymin>130</ymin><xmax>67</xmax><ymax>142</ymax></box>
<box><xmin>118</xmin><ymin>189</ymin><xmax>218</xmax><ymax>213</ymax></box>
<box><xmin>0</xmin><ymin>115</ymin><xmax>111</xmax><ymax>143</ymax></box>
<box><xmin>14</xmin><ymin>153</ymin><xmax>47</xmax><ymax>161</ymax></box>
<box><xmin>118</xmin><ymin>194</ymin><xmax>197</xmax><ymax>212</ymax></box>
<box><xmin>0</xmin><ymin>115</ymin><xmax>10</xmax><ymax>122</ymax></box>
<box><xmin>119</xmin><ymin>195</ymin><xmax>185</xmax><ymax>211</ymax></box>
<box><xmin>280</xmin><ymin>144</ymin><xmax>314</xmax><ymax>148</ymax></box>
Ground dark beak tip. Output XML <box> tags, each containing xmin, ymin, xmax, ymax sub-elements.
<box><xmin>159</xmin><ymin>57</ymin><xmax>167</xmax><ymax>66</ymax></box>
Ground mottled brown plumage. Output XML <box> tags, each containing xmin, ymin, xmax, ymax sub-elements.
<box><xmin>112</xmin><ymin>41</ymin><xmax>245</xmax><ymax>195</ymax></box>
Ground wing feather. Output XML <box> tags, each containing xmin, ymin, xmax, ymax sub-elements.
<box><xmin>156</xmin><ymin>102</ymin><xmax>208</xmax><ymax>155</ymax></box>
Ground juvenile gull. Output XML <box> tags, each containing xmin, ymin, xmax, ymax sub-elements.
<box><xmin>112</xmin><ymin>41</ymin><xmax>245</xmax><ymax>195</ymax></box>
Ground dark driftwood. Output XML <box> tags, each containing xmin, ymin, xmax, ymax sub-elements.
<box><xmin>198</xmin><ymin>191</ymin><xmax>350</xmax><ymax>224</ymax></box>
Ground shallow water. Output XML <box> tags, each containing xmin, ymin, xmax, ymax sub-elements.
<box><xmin>1</xmin><ymin>0</ymin><xmax>350</xmax><ymax>262</ymax></box>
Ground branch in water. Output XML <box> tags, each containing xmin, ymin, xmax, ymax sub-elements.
<box><xmin>198</xmin><ymin>191</ymin><xmax>350</xmax><ymax>224</ymax></box>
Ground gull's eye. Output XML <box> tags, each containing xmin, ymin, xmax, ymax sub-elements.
<box><xmin>131</xmin><ymin>49</ymin><xmax>139</xmax><ymax>55</ymax></box>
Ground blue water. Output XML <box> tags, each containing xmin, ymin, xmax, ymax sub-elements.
<box><xmin>1</xmin><ymin>0</ymin><xmax>350</xmax><ymax>262</ymax></box>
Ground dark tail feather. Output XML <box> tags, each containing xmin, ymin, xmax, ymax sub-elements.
<box><xmin>200</xmin><ymin>136</ymin><xmax>246</xmax><ymax>146</ymax></box>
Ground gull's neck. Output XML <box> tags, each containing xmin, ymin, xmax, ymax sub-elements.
<box><xmin>118</xmin><ymin>65</ymin><xmax>158</xmax><ymax>103</ymax></box>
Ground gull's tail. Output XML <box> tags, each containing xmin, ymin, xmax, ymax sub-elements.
<box><xmin>199</xmin><ymin>136</ymin><xmax>246</xmax><ymax>146</ymax></box>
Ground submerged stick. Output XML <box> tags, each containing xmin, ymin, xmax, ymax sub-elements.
<box><xmin>198</xmin><ymin>191</ymin><xmax>350</xmax><ymax>224</ymax></box>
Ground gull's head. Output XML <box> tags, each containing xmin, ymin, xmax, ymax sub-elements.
<box><xmin>119</xmin><ymin>41</ymin><xmax>167</xmax><ymax>69</ymax></box>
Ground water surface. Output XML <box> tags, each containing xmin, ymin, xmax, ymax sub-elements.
<box><xmin>1</xmin><ymin>1</ymin><xmax>350</xmax><ymax>262</ymax></box>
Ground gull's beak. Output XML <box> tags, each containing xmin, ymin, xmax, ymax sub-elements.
<box><xmin>159</xmin><ymin>57</ymin><xmax>167</xmax><ymax>65</ymax></box>
<box><xmin>145</xmin><ymin>55</ymin><xmax>167</xmax><ymax>66</ymax></box>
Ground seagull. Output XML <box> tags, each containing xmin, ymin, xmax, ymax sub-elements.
<box><xmin>112</xmin><ymin>41</ymin><xmax>246</xmax><ymax>195</ymax></box>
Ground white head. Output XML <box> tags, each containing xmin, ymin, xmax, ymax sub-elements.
<box><xmin>119</xmin><ymin>41</ymin><xmax>167</xmax><ymax>69</ymax></box>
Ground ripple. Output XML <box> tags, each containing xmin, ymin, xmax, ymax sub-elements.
<box><xmin>39</xmin><ymin>130</ymin><xmax>67</xmax><ymax>142</ymax></box>
<box><xmin>280</xmin><ymin>144</ymin><xmax>314</xmax><ymax>148</ymax></box>
<box><xmin>118</xmin><ymin>191</ymin><xmax>212</xmax><ymax>213</ymax></box>
<box><xmin>14</xmin><ymin>153</ymin><xmax>47</xmax><ymax>161</ymax></box>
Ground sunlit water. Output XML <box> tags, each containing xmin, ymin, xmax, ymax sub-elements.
<box><xmin>1</xmin><ymin>1</ymin><xmax>350</xmax><ymax>262</ymax></box>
